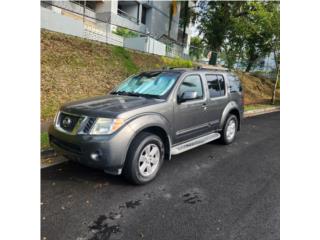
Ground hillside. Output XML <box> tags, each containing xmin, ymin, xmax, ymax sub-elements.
<box><xmin>41</xmin><ymin>30</ymin><xmax>279</xmax><ymax>122</ymax></box>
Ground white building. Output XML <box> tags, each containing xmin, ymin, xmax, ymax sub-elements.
<box><xmin>41</xmin><ymin>0</ymin><xmax>196</xmax><ymax>57</ymax></box>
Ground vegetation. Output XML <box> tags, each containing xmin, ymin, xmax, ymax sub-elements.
<box><xmin>41</xmin><ymin>132</ymin><xmax>49</xmax><ymax>149</ymax></box>
<box><xmin>196</xmin><ymin>1</ymin><xmax>280</xmax><ymax>73</ymax></box>
<box><xmin>189</xmin><ymin>37</ymin><xmax>204</xmax><ymax>60</ymax></box>
<box><xmin>41</xmin><ymin>30</ymin><xmax>196</xmax><ymax>122</ymax></box>
<box><xmin>244</xmin><ymin>103</ymin><xmax>279</xmax><ymax>112</ymax></box>
<box><xmin>112</xmin><ymin>46</ymin><xmax>139</xmax><ymax>74</ymax></box>
<box><xmin>161</xmin><ymin>57</ymin><xmax>193</xmax><ymax>68</ymax></box>
<box><xmin>112</xmin><ymin>27</ymin><xmax>138</xmax><ymax>38</ymax></box>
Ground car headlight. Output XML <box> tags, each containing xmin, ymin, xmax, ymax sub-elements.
<box><xmin>90</xmin><ymin>118</ymin><xmax>124</xmax><ymax>135</ymax></box>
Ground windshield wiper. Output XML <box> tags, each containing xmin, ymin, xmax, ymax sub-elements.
<box><xmin>111</xmin><ymin>91</ymin><xmax>159</xmax><ymax>98</ymax></box>
<box><xmin>111</xmin><ymin>91</ymin><xmax>144</xmax><ymax>97</ymax></box>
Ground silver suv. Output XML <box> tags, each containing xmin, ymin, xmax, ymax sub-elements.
<box><xmin>49</xmin><ymin>67</ymin><xmax>243</xmax><ymax>184</ymax></box>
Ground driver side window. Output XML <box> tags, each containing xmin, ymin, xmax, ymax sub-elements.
<box><xmin>178</xmin><ymin>75</ymin><xmax>203</xmax><ymax>99</ymax></box>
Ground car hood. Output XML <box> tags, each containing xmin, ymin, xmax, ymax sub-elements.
<box><xmin>61</xmin><ymin>94</ymin><xmax>165</xmax><ymax>118</ymax></box>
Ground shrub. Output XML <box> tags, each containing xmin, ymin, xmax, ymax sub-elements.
<box><xmin>161</xmin><ymin>57</ymin><xmax>193</xmax><ymax>68</ymax></box>
<box><xmin>113</xmin><ymin>27</ymin><xmax>138</xmax><ymax>38</ymax></box>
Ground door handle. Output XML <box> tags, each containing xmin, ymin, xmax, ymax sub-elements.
<box><xmin>201</xmin><ymin>103</ymin><xmax>207</xmax><ymax>111</ymax></box>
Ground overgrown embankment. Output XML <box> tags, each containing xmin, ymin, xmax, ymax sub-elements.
<box><xmin>41</xmin><ymin>30</ymin><xmax>193</xmax><ymax>121</ymax></box>
<box><xmin>41</xmin><ymin>30</ymin><xmax>279</xmax><ymax>123</ymax></box>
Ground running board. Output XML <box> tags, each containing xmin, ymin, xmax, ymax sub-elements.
<box><xmin>171</xmin><ymin>132</ymin><xmax>221</xmax><ymax>155</ymax></box>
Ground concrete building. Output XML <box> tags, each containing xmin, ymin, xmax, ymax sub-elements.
<box><xmin>41</xmin><ymin>0</ymin><xmax>196</xmax><ymax>57</ymax></box>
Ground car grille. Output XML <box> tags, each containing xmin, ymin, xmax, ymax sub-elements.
<box><xmin>58</xmin><ymin>112</ymin><xmax>80</xmax><ymax>133</ymax></box>
<box><xmin>83</xmin><ymin>117</ymin><xmax>96</xmax><ymax>134</ymax></box>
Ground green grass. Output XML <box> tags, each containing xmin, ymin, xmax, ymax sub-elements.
<box><xmin>244</xmin><ymin>103</ymin><xmax>279</xmax><ymax>111</ymax></box>
<box><xmin>112</xmin><ymin>46</ymin><xmax>139</xmax><ymax>74</ymax></box>
<box><xmin>41</xmin><ymin>132</ymin><xmax>50</xmax><ymax>150</ymax></box>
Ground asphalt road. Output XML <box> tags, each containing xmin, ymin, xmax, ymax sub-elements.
<box><xmin>41</xmin><ymin>112</ymin><xmax>280</xmax><ymax>240</ymax></box>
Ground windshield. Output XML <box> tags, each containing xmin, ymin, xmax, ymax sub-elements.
<box><xmin>112</xmin><ymin>71</ymin><xmax>181</xmax><ymax>98</ymax></box>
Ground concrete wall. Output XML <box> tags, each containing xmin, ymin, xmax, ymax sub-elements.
<box><xmin>147</xmin><ymin>37</ymin><xmax>166</xmax><ymax>56</ymax></box>
<box><xmin>109</xmin><ymin>12</ymin><xmax>146</xmax><ymax>33</ymax></box>
<box><xmin>124</xmin><ymin>36</ymin><xmax>166</xmax><ymax>56</ymax></box>
<box><xmin>41</xmin><ymin>7</ymin><xmax>84</xmax><ymax>38</ymax></box>
<box><xmin>124</xmin><ymin>37</ymin><xmax>146</xmax><ymax>52</ymax></box>
<box><xmin>41</xmin><ymin>7</ymin><xmax>124</xmax><ymax>47</ymax></box>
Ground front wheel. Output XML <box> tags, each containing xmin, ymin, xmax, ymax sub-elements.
<box><xmin>123</xmin><ymin>132</ymin><xmax>164</xmax><ymax>185</ymax></box>
<box><xmin>220</xmin><ymin>114</ymin><xmax>238</xmax><ymax>145</ymax></box>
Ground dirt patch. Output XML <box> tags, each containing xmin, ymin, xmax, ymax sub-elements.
<box><xmin>236</xmin><ymin>71</ymin><xmax>280</xmax><ymax>105</ymax></box>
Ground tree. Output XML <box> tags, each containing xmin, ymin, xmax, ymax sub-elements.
<box><xmin>196</xmin><ymin>1</ymin><xmax>279</xmax><ymax>71</ymax></box>
<box><xmin>269</xmin><ymin>3</ymin><xmax>280</xmax><ymax>104</ymax></box>
<box><xmin>189</xmin><ymin>37</ymin><xmax>204</xmax><ymax>60</ymax></box>
<box><xmin>231</xmin><ymin>2</ymin><xmax>278</xmax><ymax>72</ymax></box>
<box><xmin>197</xmin><ymin>1</ymin><xmax>244</xmax><ymax>65</ymax></box>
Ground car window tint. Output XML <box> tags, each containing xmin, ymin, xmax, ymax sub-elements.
<box><xmin>178</xmin><ymin>75</ymin><xmax>203</xmax><ymax>99</ymax></box>
<box><xmin>217</xmin><ymin>75</ymin><xmax>225</xmax><ymax>96</ymax></box>
<box><xmin>228</xmin><ymin>74</ymin><xmax>242</xmax><ymax>93</ymax></box>
<box><xmin>205</xmin><ymin>74</ymin><xmax>221</xmax><ymax>98</ymax></box>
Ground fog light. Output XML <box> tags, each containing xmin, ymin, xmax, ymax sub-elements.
<box><xmin>90</xmin><ymin>152</ymin><xmax>100</xmax><ymax>161</ymax></box>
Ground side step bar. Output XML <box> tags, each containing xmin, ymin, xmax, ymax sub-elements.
<box><xmin>171</xmin><ymin>132</ymin><xmax>221</xmax><ymax>155</ymax></box>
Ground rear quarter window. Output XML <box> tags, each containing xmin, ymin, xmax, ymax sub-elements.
<box><xmin>228</xmin><ymin>74</ymin><xmax>242</xmax><ymax>93</ymax></box>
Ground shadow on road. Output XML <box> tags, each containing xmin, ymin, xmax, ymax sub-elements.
<box><xmin>41</xmin><ymin>161</ymin><xmax>129</xmax><ymax>186</ymax></box>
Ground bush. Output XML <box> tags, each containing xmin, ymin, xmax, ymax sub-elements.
<box><xmin>161</xmin><ymin>57</ymin><xmax>193</xmax><ymax>68</ymax></box>
<box><xmin>113</xmin><ymin>27</ymin><xmax>138</xmax><ymax>38</ymax></box>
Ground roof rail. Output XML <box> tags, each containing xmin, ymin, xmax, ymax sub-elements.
<box><xmin>195</xmin><ymin>64</ymin><xmax>229</xmax><ymax>71</ymax></box>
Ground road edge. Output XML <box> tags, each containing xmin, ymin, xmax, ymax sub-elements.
<box><xmin>41</xmin><ymin>106</ymin><xmax>280</xmax><ymax>169</ymax></box>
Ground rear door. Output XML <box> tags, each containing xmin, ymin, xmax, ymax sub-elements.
<box><xmin>173</xmin><ymin>74</ymin><xmax>210</xmax><ymax>144</ymax></box>
<box><xmin>205</xmin><ymin>73</ymin><xmax>229</xmax><ymax>130</ymax></box>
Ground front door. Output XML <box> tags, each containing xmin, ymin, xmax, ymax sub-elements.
<box><xmin>173</xmin><ymin>74</ymin><xmax>210</xmax><ymax>144</ymax></box>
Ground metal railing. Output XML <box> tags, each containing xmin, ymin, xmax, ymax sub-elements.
<box><xmin>117</xmin><ymin>8</ymin><xmax>139</xmax><ymax>24</ymax></box>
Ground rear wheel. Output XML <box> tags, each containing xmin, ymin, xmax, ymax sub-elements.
<box><xmin>123</xmin><ymin>132</ymin><xmax>164</xmax><ymax>185</ymax></box>
<box><xmin>220</xmin><ymin>114</ymin><xmax>238</xmax><ymax>144</ymax></box>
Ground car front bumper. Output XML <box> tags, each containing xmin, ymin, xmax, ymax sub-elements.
<box><xmin>48</xmin><ymin>124</ymin><xmax>135</xmax><ymax>175</ymax></box>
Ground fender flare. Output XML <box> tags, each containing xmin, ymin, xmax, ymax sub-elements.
<box><xmin>123</xmin><ymin>113</ymin><xmax>172</xmax><ymax>162</ymax></box>
<box><xmin>219</xmin><ymin>101</ymin><xmax>241</xmax><ymax>130</ymax></box>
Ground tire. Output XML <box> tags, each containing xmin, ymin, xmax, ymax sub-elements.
<box><xmin>219</xmin><ymin>114</ymin><xmax>238</xmax><ymax>145</ymax></box>
<box><xmin>123</xmin><ymin>132</ymin><xmax>164</xmax><ymax>185</ymax></box>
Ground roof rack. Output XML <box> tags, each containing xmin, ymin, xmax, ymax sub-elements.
<box><xmin>162</xmin><ymin>67</ymin><xmax>190</xmax><ymax>70</ymax></box>
<box><xmin>195</xmin><ymin>64</ymin><xmax>229</xmax><ymax>71</ymax></box>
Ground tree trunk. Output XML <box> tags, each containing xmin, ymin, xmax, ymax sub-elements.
<box><xmin>245</xmin><ymin>61</ymin><xmax>253</xmax><ymax>72</ymax></box>
<box><xmin>209</xmin><ymin>52</ymin><xmax>218</xmax><ymax>65</ymax></box>
<box><xmin>271</xmin><ymin>67</ymin><xmax>280</xmax><ymax>104</ymax></box>
<box><xmin>271</xmin><ymin>50</ymin><xmax>280</xmax><ymax>104</ymax></box>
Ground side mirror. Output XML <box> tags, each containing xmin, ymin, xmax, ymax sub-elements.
<box><xmin>178</xmin><ymin>91</ymin><xmax>198</xmax><ymax>103</ymax></box>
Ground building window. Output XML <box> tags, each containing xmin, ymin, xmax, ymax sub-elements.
<box><xmin>71</xmin><ymin>1</ymin><xmax>96</xmax><ymax>11</ymax></box>
<box><xmin>141</xmin><ymin>6</ymin><xmax>147</xmax><ymax>24</ymax></box>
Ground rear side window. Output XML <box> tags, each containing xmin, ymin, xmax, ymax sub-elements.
<box><xmin>228</xmin><ymin>74</ymin><xmax>242</xmax><ymax>93</ymax></box>
<box><xmin>178</xmin><ymin>75</ymin><xmax>203</xmax><ymax>99</ymax></box>
<box><xmin>205</xmin><ymin>74</ymin><xmax>226</xmax><ymax>98</ymax></box>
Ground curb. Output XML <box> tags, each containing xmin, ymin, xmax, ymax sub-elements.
<box><xmin>41</xmin><ymin>106</ymin><xmax>280</xmax><ymax>169</ymax></box>
<box><xmin>244</xmin><ymin>106</ymin><xmax>280</xmax><ymax>118</ymax></box>
<box><xmin>41</xmin><ymin>156</ymin><xmax>68</xmax><ymax>169</ymax></box>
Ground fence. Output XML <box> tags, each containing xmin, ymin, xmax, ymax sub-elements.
<box><xmin>40</xmin><ymin>1</ymin><xmax>206</xmax><ymax>61</ymax></box>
